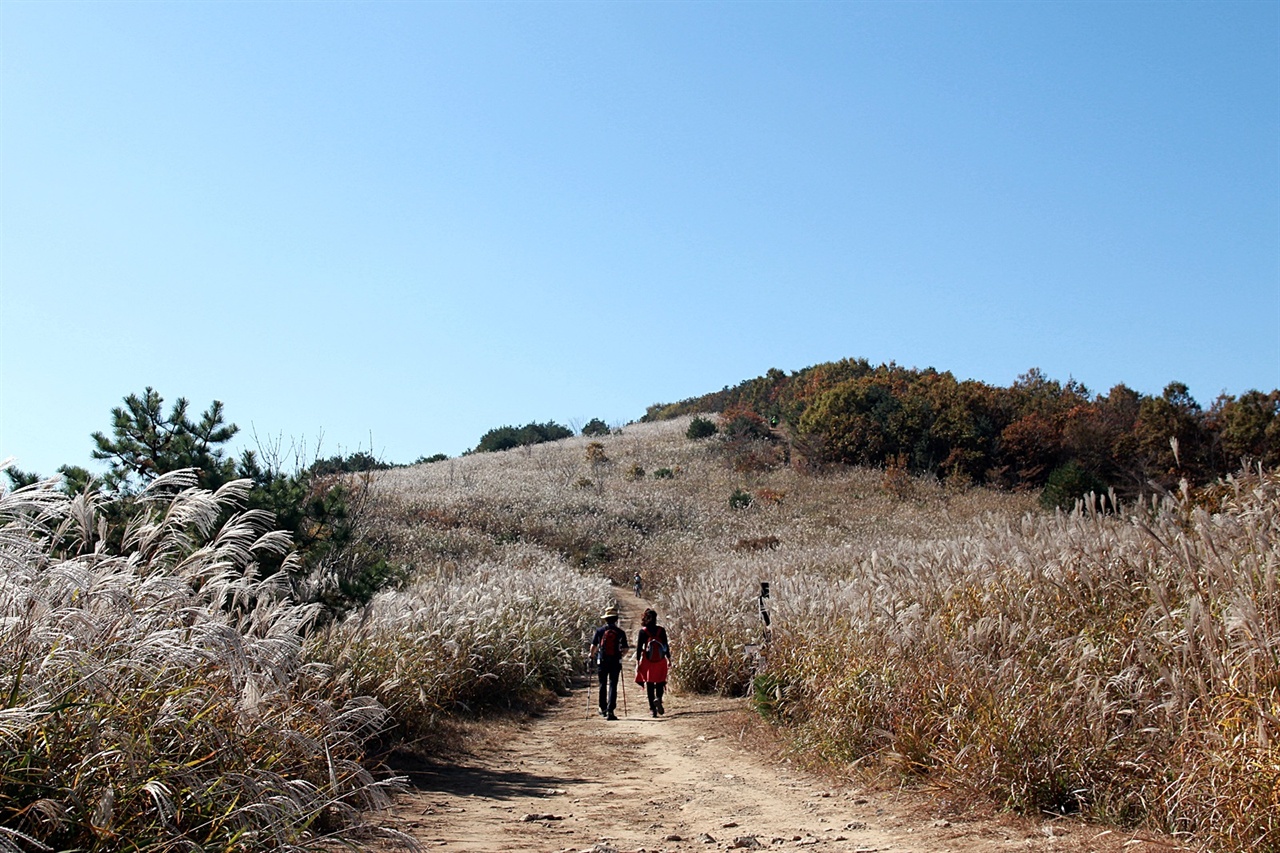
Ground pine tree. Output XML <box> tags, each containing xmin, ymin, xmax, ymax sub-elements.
<box><xmin>91</xmin><ymin>387</ymin><xmax>239</xmax><ymax>492</ymax></box>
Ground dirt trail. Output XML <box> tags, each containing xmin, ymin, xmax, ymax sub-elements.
<box><xmin>365</xmin><ymin>591</ymin><xmax>1182</xmax><ymax>853</ymax></box>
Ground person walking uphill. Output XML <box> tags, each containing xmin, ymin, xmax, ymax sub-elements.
<box><xmin>590</xmin><ymin>605</ymin><xmax>629</xmax><ymax>720</ymax></box>
<box><xmin>634</xmin><ymin>608</ymin><xmax>670</xmax><ymax>717</ymax></box>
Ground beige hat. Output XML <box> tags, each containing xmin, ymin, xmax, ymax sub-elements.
<box><xmin>601</xmin><ymin>604</ymin><xmax>619</xmax><ymax>619</ymax></box>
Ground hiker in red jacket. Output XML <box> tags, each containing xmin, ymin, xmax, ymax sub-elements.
<box><xmin>590</xmin><ymin>604</ymin><xmax>629</xmax><ymax>720</ymax></box>
<box><xmin>634</xmin><ymin>608</ymin><xmax>670</xmax><ymax>717</ymax></box>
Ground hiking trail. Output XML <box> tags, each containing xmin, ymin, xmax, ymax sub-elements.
<box><xmin>362</xmin><ymin>590</ymin><xmax>1181</xmax><ymax>853</ymax></box>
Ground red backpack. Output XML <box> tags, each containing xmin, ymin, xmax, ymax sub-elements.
<box><xmin>600</xmin><ymin>625</ymin><xmax>623</xmax><ymax>659</ymax></box>
<box><xmin>642</xmin><ymin>628</ymin><xmax>667</xmax><ymax>661</ymax></box>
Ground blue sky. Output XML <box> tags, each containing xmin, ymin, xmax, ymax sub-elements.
<box><xmin>2</xmin><ymin>1</ymin><xmax>1277</xmax><ymax>475</ymax></box>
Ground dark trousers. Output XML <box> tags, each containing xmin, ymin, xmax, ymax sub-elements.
<box><xmin>646</xmin><ymin>681</ymin><xmax>666</xmax><ymax>709</ymax></box>
<box><xmin>597</xmin><ymin>660</ymin><xmax>621</xmax><ymax>713</ymax></box>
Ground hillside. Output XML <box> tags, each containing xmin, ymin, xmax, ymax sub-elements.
<box><xmin>371</xmin><ymin>415</ymin><xmax>1037</xmax><ymax>595</ymax></box>
<box><xmin>367</xmin><ymin>415</ymin><xmax>1279</xmax><ymax>852</ymax></box>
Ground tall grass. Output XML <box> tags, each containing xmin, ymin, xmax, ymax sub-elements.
<box><xmin>309</xmin><ymin>546</ymin><xmax>611</xmax><ymax>742</ymax></box>
<box><xmin>0</xmin><ymin>470</ymin><xmax>407</xmax><ymax>852</ymax></box>
<box><xmin>661</xmin><ymin>465</ymin><xmax>1280</xmax><ymax>851</ymax></box>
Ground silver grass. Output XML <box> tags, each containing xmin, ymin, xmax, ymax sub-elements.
<box><xmin>1</xmin><ymin>478</ymin><xmax>408</xmax><ymax>851</ymax></box>
<box><xmin>0</xmin><ymin>826</ymin><xmax>51</xmax><ymax>853</ymax></box>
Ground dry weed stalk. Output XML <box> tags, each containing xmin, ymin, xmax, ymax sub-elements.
<box><xmin>0</xmin><ymin>471</ymin><xmax>410</xmax><ymax>852</ymax></box>
<box><xmin>310</xmin><ymin>545</ymin><xmax>610</xmax><ymax>740</ymax></box>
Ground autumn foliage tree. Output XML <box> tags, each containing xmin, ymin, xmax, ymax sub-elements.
<box><xmin>646</xmin><ymin>360</ymin><xmax>1279</xmax><ymax>504</ymax></box>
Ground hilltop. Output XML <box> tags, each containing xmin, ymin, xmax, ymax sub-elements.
<box><xmin>639</xmin><ymin>358</ymin><xmax>1279</xmax><ymax>507</ymax></box>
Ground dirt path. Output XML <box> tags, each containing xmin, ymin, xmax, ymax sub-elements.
<box><xmin>364</xmin><ymin>592</ymin><xmax>1183</xmax><ymax>853</ymax></box>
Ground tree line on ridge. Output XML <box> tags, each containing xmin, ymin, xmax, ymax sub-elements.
<box><xmin>646</xmin><ymin>359</ymin><xmax>1279</xmax><ymax>506</ymax></box>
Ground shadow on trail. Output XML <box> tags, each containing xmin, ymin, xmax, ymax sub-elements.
<box><xmin>657</xmin><ymin>705</ymin><xmax>735</xmax><ymax>718</ymax></box>
<box><xmin>385</xmin><ymin>750</ymin><xmax>588</xmax><ymax>800</ymax></box>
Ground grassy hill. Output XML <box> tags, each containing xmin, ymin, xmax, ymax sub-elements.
<box><xmin>368</xmin><ymin>415</ymin><xmax>1278</xmax><ymax>852</ymax></box>
<box><xmin>4</xmin><ymin>411</ymin><xmax>1276</xmax><ymax>851</ymax></box>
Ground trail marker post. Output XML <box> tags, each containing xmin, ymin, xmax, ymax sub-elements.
<box><xmin>745</xmin><ymin>581</ymin><xmax>773</xmax><ymax>681</ymax></box>
<box><xmin>758</xmin><ymin>581</ymin><xmax>771</xmax><ymax>640</ymax></box>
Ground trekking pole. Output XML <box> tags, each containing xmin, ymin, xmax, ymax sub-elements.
<box><xmin>593</xmin><ymin>658</ymin><xmax>604</xmax><ymax>719</ymax></box>
<box><xmin>621</xmin><ymin>672</ymin><xmax>629</xmax><ymax>718</ymax></box>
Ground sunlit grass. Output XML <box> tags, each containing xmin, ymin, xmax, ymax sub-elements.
<box><xmin>309</xmin><ymin>546</ymin><xmax>610</xmax><ymax>742</ymax></box>
<box><xmin>0</xmin><ymin>471</ymin><xmax>405</xmax><ymax>852</ymax></box>
<box><xmin>7</xmin><ymin>414</ymin><xmax>1274</xmax><ymax>852</ymax></box>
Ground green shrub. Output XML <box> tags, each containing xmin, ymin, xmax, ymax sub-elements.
<box><xmin>310</xmin><ymin>451</ymin><xmax>392</xmax><ymax>475</ymax></box>
<box><xmin>476</xmin><ymin>421</ymin><xmax>573</xmax><ymax>453</ymax></box>
<box><xmin>581</xmin><ymin>418</ymin><xmax>610</xmax><ymax>436</ymax></box>
<box><xmin>687</xmin><ymin>416</ymin><xmax>718</xmax><ymax>440</ymax></box>
<box><xmin>239</xmin><ymin>457</ymin><xmax>399</xmax><ymax>616</ymax></box>
<box><xmin>653</xmin><ymin>467</ymin><xmax>675</xmax><ymax>479</ymax></box>
<box><xmin>1040</xmin><ymin>461</ymin><xmax>1109</xmax><ymax>510</ymax></box>
<box><xmin>752</xmin><ymin>672</ymin><xmax>787</xmax><ymax>720</ymax></box>
<box><xmin>729</xmin><ymin>488</ymin><xmax>753</xmax><ymax>510</ymax></box>
<box><xmin>583</xmin><ymin>542</ymin><xmax>612</xmax><ymax>568</ymax></box>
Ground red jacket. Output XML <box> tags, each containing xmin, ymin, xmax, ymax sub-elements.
<box><xmin>634</xmin><ymin>625</ymin><xmax>670</xmax><ymax>684</ymax></box>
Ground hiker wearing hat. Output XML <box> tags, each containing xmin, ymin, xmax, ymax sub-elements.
<box><xmin>634</xmin><ymin>608</ymin><xmax>670</xmax><ymax>717</ymax></box>
<box><xmin>590</xmin><ymin>604</ymin><xmax>629</xmax><ymax>720</ymax></box>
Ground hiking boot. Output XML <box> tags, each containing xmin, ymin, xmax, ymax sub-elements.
<box><xmin>599</xmin><ymin>708</ymin><xmax>608</xmax><ymax>718</ymax></box>
<box><xmin>651</xmin><ymin>708</ymin><xmax>659</xmax><ymax>718</ymax></box>
<box><xmin>656</xmin><ymin>701</ymin><xmax>665</xmax><ymax>715</ymax></box>
<box><xmin>606</xmin><ymin>712</ymin><xmax>618</xmax><ymax>721</ymax></box>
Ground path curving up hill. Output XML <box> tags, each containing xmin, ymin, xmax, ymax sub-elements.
<box><xmin>362</xmin><ymin>589</ymin><xmax>1181</xmax><ymax>853</ymax></box>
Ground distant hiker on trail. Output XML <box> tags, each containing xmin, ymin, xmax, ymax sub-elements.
<box><xmin>590</xmin><ymin>604</ymin><xmax>629</xmax><ymax>720</ymax></box>
<box><xmin>634</xmin><ymin>608</ymin><xmax>670</xmax><ymax>717</ymax></box>
<box><xmin>633</xmin><ymin>571</ymin><xmax>643</xmax><ymax>598</ymax></box>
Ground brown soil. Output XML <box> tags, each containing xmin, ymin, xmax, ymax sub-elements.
<box><xmin>360</xmin><ymin>593</ymin><xmax>1188</xmax><ymax>853</ymax></box>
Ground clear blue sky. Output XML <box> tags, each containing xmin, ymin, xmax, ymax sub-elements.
<box><xmin>2</xmin><ymin>1</ymin><xmax>1277</xmax><ymax>475</ymax></box>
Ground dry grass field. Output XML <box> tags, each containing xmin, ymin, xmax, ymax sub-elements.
<box><xmin>3</xmin><ymin>415</ymin><xmax>1276</xmax><ymax>851</ymax></box>
<box><xmin>370</xmin><ymin>415</ymin><xmax>1279</xmax><ymax>852</ymax></box>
